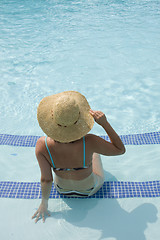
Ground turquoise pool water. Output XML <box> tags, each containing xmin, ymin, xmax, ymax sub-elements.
<box><xmin>0</xmin><ymin>1</ymin><xmax>160</xmax><ymax>239</ymax></box>
<box><xmin>0</xmin><ymin>0</ymin><xmax>160</xmax><ymax>136</ymax></box>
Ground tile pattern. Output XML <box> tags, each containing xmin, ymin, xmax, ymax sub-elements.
<box><xmin>101</xmin><ymin>131</ymin><xmax>160</xmax><ymax>145</ymax></box>
<box><xmin>0</xmin><ymin>134</ymin><xmax>40</xmax><ymax>147</ymax></box>
<box><xmin>0</xmin><ymin>132</ymin><xmax>159</xmax><ymax>147</ymax></box>
<box><xmin>0</xmin><ymin>181</ymin><xmax>160</xmax><ymax>199</ymax></box>
<box><xmin>0</xmin><ymin>132</ymin><xmax>160</xmax><ymax>199</ymax></box>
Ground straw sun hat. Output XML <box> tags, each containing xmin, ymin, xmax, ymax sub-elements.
<box><xmin>37</xmin><ymin>91</ymin><xmax>94</xmax><ymax>143</ymax></box>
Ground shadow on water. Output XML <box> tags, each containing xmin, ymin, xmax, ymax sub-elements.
<box><xmin>52</xmin><ymin>171</ymin><xmax>158</xmax><ymax>240</ymax></box>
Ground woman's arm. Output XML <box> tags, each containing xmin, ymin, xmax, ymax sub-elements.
<box><xmin>32</xmin><ymin>180</ymin><xmax>52</xmax><ymax>223</ymax></box>
<box><xmin>89</xmin><ymin>110</ymin><xmax>126</xmax><ymax>156</ymax></box>
<box><xmin>32</xmin><ymin>137</ymin><xmax>53</xmax><ymax>223</ymax></box>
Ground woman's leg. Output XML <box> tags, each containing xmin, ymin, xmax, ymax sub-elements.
<box><xmin>89</xmin><ymin>153</ymin><xmax>105</xmax><ymax>196</ymax></box>
<box><xmin>92</xmin><ymin>153</ymin><xmax>104</xmax><ymax>179</ymax></box>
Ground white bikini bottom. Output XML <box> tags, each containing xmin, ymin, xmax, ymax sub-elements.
<box><xmin>54</xmin><ymin>173</ymin><xmax>104</xmax><ymax>197</ymax></box>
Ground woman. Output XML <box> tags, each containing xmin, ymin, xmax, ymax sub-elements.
<box><xmin>32</xmin><ymin>91</ymin><xmax>125</xmax><ymax>223</ymax></box>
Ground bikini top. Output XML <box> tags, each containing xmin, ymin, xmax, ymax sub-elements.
<box><xmin>45</xmin><ymin>136</ymin><xmax>90</xmax><ymax>171</ymax></box>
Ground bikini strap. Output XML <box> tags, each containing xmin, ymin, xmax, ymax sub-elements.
<box><xmin>83</xmin><ymin>136</ymin><xmax>86</xmax><ymax>167</ymax></box>
<box><xmin>45</xmin><ymin>137</ymin><xmax>56</xmax><ymax>168</ymax></box>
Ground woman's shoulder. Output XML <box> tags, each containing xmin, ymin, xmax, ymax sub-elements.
<box><xmin>85</xmin><ymin>133</ymin><xmax>110</xmax><ymax>154</ymax></box>
<box><xmin>85</xmin><ymin>133</ymin><xmax>101</xmax><ymax>141</ymax></box>
<box><xmin>36</xmin><ymin>136</ymin><xmax>45</xmax><ymax>145</ymax></box>
<box><xmin>85</xmin><ymin>134</ymin><xmax>102</xmax><ymax>147</ymax></box>
<box><xmin>35</xmin><ymin>136</ymin><xmax>46</xmax><ymax>151</ymax></box>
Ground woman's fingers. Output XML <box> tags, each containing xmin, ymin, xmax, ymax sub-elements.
<box><xmin>90</xmin><ymin>109</ymin><xmax>97</xmax><ymax>117</ymax></box>
<box><xmin>32</xmin><ymin>210</ymin><xmax>38</xmax><ymax>219</ymax></box>
<box><xmin>35</xmin><ymin>212</ymin><xmax>41</xmax><ymax>223</ymax></box>
<box><xmin>32</xmin><ymin>200</ymin><xmax>50</xmax><ymax>223</ymax></box>
<box><xmin>47</xmin><ymin>211</ymin><xmax>51</xmax><ymax>217</ymax></box>
<box><xmin>32</xmin><ymin>210</ymin><xmax>50</xmax><ymax>223</ymax></box>
<box><xmin>90</xmin><ymin>110</ymin><xmax>103</xmax><ymax>119</ymax></box>
<box><xmin>90</xmin><ymin>109</ymin><xmax>103</xmax><ymax>116</ymax></box>
<box><xmin>90</xmin><ymin>109</ymin><xmax>107</xmax><ymax>126</ymax></box>
<box><xmin>42</xmin><ymin>213</ymin><xmax>45</xmax><ymax>223</ymax></box>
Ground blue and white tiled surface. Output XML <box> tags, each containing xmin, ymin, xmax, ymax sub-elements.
<box><xmin>0</xmin><ymin>132</ymin><xmax>160</xmax><ymax>199</ymax></box>
<box><xmin>0</xmin><ymin>180</ymin><xmax>160</xmax><ymax>199</ymax></box>
<box><xmin>0</xmin><ymin>132</ymin><xmax>160</xmax><ymax>147</ymax></box>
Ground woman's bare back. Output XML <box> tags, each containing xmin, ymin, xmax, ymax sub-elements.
<box><xmin>39</xmin><ymin>135</ymin><xmax>93</xmax><ymax>180</ymax></box>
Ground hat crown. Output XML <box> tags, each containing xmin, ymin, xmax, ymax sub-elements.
<box><xmin>54</xmin><ymin>96</ymin><xmax>80</xmax><ymax>127</ymax></box>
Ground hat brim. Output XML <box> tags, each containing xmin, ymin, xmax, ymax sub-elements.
<box><xmin>37</xmin><ymin>91</ymin><xmax>94</xmax><ymax>143</ymax></box>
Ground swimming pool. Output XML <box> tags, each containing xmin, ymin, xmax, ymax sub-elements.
<box><xmin>0</xmin><ymin>0</ymin><xmax>160</xmax><ymax>239</ymax></box>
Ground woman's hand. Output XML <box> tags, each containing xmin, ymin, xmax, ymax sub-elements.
<box><xmin>90</xmin><ymin>109</ymin><xmax>107</xmax><ymax>126</ymax></box>
<box><xmin>32</xmin><ymin>199</ymin><xmax>50</xmax><ymax>223</ymax></box>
